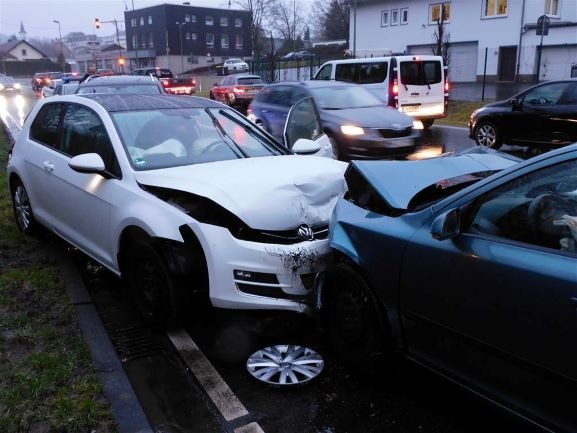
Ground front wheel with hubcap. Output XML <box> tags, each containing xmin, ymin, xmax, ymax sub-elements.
<box><xmin>326</xmin><ymin>261</ymin><xmax>391</xmax><ymax>369</ymax></box>
<box><xmin>474</xmin><ymin>121</ymin><xmax>502</xmax><ymax>149</ymax></box>
<box><xmin>12</xmin><ymin>180</ymin><xmax>39</xmax><ymax>235</ymax></box>
<box><xmin>127</xmin><ymin>240</ymin><xmax>178</xmax><ymax>327</ymax></box>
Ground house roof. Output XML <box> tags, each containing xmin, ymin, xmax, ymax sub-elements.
<box><xmin>0</xmin><ymin>39</ymin><xmax>49</xmax><ymax>58</ymax></box>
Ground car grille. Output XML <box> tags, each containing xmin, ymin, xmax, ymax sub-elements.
<box><xmin>375</xmin><ymin>126</ymin><xmax>413</xmax><ymax>139</ymax></box>
<box><xmin>237</xmin><ymin>224</ymin><xmax>329</xmax><ymax>245</ymax></box>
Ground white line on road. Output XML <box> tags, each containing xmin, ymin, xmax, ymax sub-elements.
<box><xmin>234</xmin><ymin>422</ymin><xmax>266</xmax><ymax>433</ymax></box>
<box><xmin>167</xmin><ymin>328</ymin><xmax>251</xmax><ymax>422</ymax></box>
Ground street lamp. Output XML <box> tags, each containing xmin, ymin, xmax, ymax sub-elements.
<box><xmin>176</xmin><ymin>21</ymin><xmax>188</xmax><ymax>74</ymax></box>
<box><xmin>53</xmin><ymin>20</ymin><xmax>64</xmax><ymax>72</ymax></box>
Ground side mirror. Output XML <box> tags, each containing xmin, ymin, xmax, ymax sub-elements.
<box><xmin>292</xmin><ymin>139</ymin><xmax>321</xmax><ymax>155</ymax></box>
<box><xmin>511</xmin><ymin>97</ymin><xmax>521</xmax><ymax>109</ymax></box>
<box><xmin>430</xmin><ymin>208</ymin><xmax>460</xmax><ymax>240</ymax></box>
<box><xmin>68</xmin><ymin>153</ymin><xmax>109</xmax><ymax>178</ymax></box>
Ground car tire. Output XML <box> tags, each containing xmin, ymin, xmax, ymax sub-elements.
<box><xmin>421</xmin><ymin>119</ymin><xmax>434</xmax><ymax>129</ymax></box>
<box><xmin>11</xmin><ymin>179</ymin><xmax>40</xmax><ymax>235</ymax></box>
<box><xmin>326</xmin><ymin>261</ymin><xmax>391</xmax><ymax>370</ymax></box>
<box><xmin>474</xmin><ymin>121</ymin><xmax>502</xmax><ymax>149</ymax></box>
<box><xmin>127</xmin><ymin>240</ymin><xmax>178</xmax><ymax>327</ymax></box>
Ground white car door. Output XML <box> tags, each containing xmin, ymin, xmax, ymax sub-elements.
<box><xmin>42</xmin><ymin>103</ymin><xmax>118</xmax><ymax>268</ymax></box>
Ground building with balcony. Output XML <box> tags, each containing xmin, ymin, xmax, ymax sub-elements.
<box><xmin>124</xmin><ymin>3</ymin><xmax>252</xmax><ymax>74</ymax></box>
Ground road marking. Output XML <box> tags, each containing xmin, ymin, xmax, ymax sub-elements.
<box><xmin>234</xmin><ymin>422</ymin><xmax>266</xmax><ymax>433</ymax></box>
<box><xmin>167</xmin><ymin>328</ymin><xmax>249</xmax><ymax>422</ymax></box>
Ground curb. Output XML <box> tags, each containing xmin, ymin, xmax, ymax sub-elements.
<box><xmin>1</xmin><ymin>116</ymin><xmax>153</xmax><ymax>433</ymax></box>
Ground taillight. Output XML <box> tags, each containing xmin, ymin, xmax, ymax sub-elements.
<box><xmin>392</xmin><ymin>78</ymin><xmax>399</xmax><ymax>95</ymax></box>
<box><xmin>444</xmin><ymin>79</ymin><xmax>450</xmax><ymax>92</ymax></box>
<box><xmin>161</xmin><ymin>80</ymin><xmax>169</xmax><ymax>86</ymax></box>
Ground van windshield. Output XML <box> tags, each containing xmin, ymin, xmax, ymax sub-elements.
<box><xmin>335</xmin><ymin>62</ymin><xmax>388</xmax><ymax>84</ymax></box>
<box><xmin>400</xmin><ymin>61</ymin><xmax>442</xmax><ymax>85</ymax></box>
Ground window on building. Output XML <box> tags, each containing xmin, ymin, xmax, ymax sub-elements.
<box><xmin>401</xmin><ymin>7</ymin><xmax>409</xmax><ymax>24</ymax></box>
<box><xmin>148</xmin><ymin>32</ymin><xmax>154</xmax><ymax>48</ymax></box>
<box><xmin>221</xmin><ymin>34</ymin><xmax>229</xmax><ymax>48</ymax></box>
<box><xmin>141</xmin><ymin>33</ymin><xmax>146</xmax><ymax>48</ymax></box>
<box><xmin>544</xmin><ymin>0</ymin><xmax>559</xmax><ymax>16</ymax></box>
<box><xmin>21</xmin><ymin>48</ymin><xmax>27</xmax><ymax>56</ymax></box>
<box><xmin>235</xmin><ymin>34</ymin><xmax>243</xmax><ymax>49</ymax></box>
<box><xmin>185</xmin><ymin>14</ymin><xmax>191</xmax><ymax>22</ymax></box>
<box><xmin>390</xmin><ymin>9</ymin><xmax>399</xmax><ymax>25</ymax></box>
<box><xmin>186</xmin><ymin>32</ymin><xmax>191</xmax><ymax>40</ymax></box>
<box><xmin>131</xmin><ymin>18</ymin><xmax>137</xmax><ymax>27</ymax></box>
<box><xmin>148</xmin><ymin>15</ymin><xmax>152</xmax><ymax>24</ymax></box>
<box><xmin>132</xmin><ymin>34</ymin><xmax>138</xmax><ymax>49</ymax></box>
<box><xmin>221</xmin><ymin>16</ymin><xmax>228</xmax><ymax>26</ymax></box>
<box><xmin>191</xmin><ymin>15</ymin><xmax>196</xmax><ymax>23</ymax></box>
<box><xmin>429</xmin><ymin>2</ymin><xmax>451</xmax><ymax>23</ymax></box>
<box><xmin>483</xmin><ymin>0</ymin><xmax>508</xmax><ymax>17</ymax></box>
<box><xmin>235</xmin><ymin>17</ymin><xmax>242</xmax><ymax>27</ymax></box>
<box><xmin>206</xmin><ymin>15</ymin><xmax>213</xmax><ymax>25</ymax></box>
<box><xmin>206</xmin><ymin>33</ymin><xmax>214</xmax><ymax>48</ymax></box>
<box><xmin>140</xmin><ymin>16</ymin><xmax>144</xmax><ymax>26</ymax></box>
<box><xmin>192</xmin><ymin>33</ymin><xmax>197</xmax><ymax>40</ymax></box>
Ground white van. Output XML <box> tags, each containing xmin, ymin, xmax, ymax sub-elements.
<box><xmin>314</xmin><ymin>55</ymin><xmax>448</xmax><ymax>128</ymax></box>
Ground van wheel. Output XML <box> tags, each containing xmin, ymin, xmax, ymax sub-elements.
<box><xmin>421</xmin><ymin>119</ymin><xmax>434</xmax><ymax>129</ymax></box>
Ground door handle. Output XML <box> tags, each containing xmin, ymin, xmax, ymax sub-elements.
<box><xmin>43</xmin><ymin>161</ymin><xmax>54</xmax><ymax>172</ymax></box>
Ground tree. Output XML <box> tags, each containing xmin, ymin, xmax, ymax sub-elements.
<box><xmin>268</xmin><ymin>0</ymin><xmax>308</xmax><ymax>44</ymax></box>
<box><xmin>432</xmin><ymin>4</ymin><xmax>450</xmax><ymax>67</ymax></box>
<box><xmin>311</xmin><ymin>0</ymin><xmax>349</xmax><ymax>42</ymax></box>
<box><xmin>234</xmin><ymin>0</ymin><xmax>270</xmax><ymax>59</ymax></box>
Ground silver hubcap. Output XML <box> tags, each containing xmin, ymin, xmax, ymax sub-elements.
<box><xmin>476</xmin><ymin>124</ymin><xmax>496</xmax><ymax>147</ymax></box>
<box><xmin>14</xmin><ymin>185</ymin><xmax>31</xmax><ymax>230</ymax></box>
<box><xmin>247</xmin><ymin>345</ymin><xmax>324</xmax><ymax>386</ymax></box>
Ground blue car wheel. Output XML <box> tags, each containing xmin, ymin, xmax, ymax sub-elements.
<box><xmin>327</xmin><ymin>261</ymin><xmax>391</xmax><ymax>368</ymax></box>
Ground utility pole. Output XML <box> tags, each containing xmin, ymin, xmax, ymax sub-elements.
<box><xmin>95</xmin><ymin>18</ymin><xmax>125</xmax><ymax>73</ymax></box>
<box><xmin>176</xmin><ymin>21</ymin><xmax>188</xmax><ymax>74</ymax></box>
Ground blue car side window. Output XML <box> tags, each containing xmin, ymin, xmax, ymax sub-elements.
<box><xmin>465</xmin><ymin>159</ymin><xmax>577</xmax><ymax>254</ymax></box>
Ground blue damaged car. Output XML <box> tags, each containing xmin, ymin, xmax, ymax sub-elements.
<box><xmin>323</xmin><ymin>145</ymin><xmax>577</xmax><ymax>433</ymax></box>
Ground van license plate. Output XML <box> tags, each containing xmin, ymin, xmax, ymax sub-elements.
<box><xmin>401</xmin><ymin>105</ymin><xmax>420</xmax><ymax>113</ymax></box>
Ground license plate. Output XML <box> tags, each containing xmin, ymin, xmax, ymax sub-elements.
<box><xmin>401</xmin><ymin>105</ymin><xmax>420</xmax><ymax>113</ymax></box>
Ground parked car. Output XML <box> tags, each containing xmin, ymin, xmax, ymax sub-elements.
<box><xmin>7</xmin><ymin>94</ymin><xmax>346</xmax><ymax>326</ymax></box>
<box><xmin>62</xmin><ymin>72</ymin><xmax>82</xmax><ymax>83</ymax></box>
<box><xmin>469</xmin><ymin>78</ymin><xmax>577</xmax><ymax>150</ymax></box>
<box><xmin>43</xmin><ymin>82</ymin><xmax>79</xmax><ymax>97</ymax></box>
<box><xmin>0</xmin><ymin>76</ymin><xmax>21</xmax><ymax>93</ymax></box>
<box><xmin>209</xmin><ymin>74</ymin><xmax>265</xmax><ymax>109</ymax></box>
<box><xmin>223</xmin><ymin>58</ymin><xmax>249</xmax><ymax>73</ymax></box>
<box><xmin>75</xmin><ymin>75</ymin><xmax>165</xmax><ymax>94</ymax></box>
<box><xmin>132</xmin><ymin>67</ymin><xmax>196</xmax><ymax>95</ymax></box>
<box><xmin>42</xmin><ymin>72</ymin><xmax>64</xmax><ymax>89</ymax></box>
<box><xmin>247</xmin><ymin>80</ymin><xmax>419</xmax><ymax>161</ymax></box>
<box><xmin>283</xmin><ymin>50</ymin><xmax>315</xmax><ymax>61</ymax></box>
<box><xmin>324</xmin><ymin>144</ymin><xmax>577</xmax><ymax>432</ymax></box>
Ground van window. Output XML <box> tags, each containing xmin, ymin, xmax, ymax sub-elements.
<box><xmin>335</xmin><ymin>62</ymin><xmax>388</xmax><ymax>84</ymax></box>
<box><xmin>400</xmin><ymin>60</ymin><xmax>442</xmax><ymax>85</ymax></box>
<box><xmin>316</xmin><ymin>64</ymin><xmax>332</xmax><ymax>80</ymax></box>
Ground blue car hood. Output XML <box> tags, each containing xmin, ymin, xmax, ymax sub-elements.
<box><xmin>352</xmin><ymin>148</ymin><xmax>520</xmax><ymax>210</ymax></box>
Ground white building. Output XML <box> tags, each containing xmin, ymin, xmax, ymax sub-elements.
<box><xmin>351</xmin><ymin>0</ymin><xmax>577</xmax><ymax>82</ymax></box>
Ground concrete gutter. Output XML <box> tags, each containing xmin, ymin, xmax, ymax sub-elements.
<box><xmin>1</xmin><ymin>117</ymin><xmax>153</xmax><ymax>433</ymax></box>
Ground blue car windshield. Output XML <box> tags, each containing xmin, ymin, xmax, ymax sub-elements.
<box><xmin>310</xmin><ymin>86</ymin><xmax>383</xmax><ymax>109</ymax></box>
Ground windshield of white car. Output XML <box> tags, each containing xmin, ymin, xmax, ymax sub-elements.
<box><xmin>309</xmin><ymin>86</ymin><xmax>383</xmax><ymax>109</ymax></box>
<box><xmin>112</xmin><ymin>107</ymin><xmax>288</xmax><ymax>170</ymax></box>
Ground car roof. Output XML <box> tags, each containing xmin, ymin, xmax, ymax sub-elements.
<box><xmin>78</xmin><ymin>75</ymin><xmax>158</xmax><ymax>86</ymax></box>
<box><xmin>76</xmin><ymin>93</ymin><xmax>224</xmax><ymax>112</ymax></box>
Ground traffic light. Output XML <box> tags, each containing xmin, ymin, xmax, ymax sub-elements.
<box><xmin>95</xmin><ymin>18</ymin><xmax>100</xmax><ymax>29</ymax></box>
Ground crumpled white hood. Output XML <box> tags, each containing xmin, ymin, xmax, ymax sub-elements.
<box><xmin>133</xmin><ymin>155</ymin><xmax>347</xmax><ymax>230</ymax></box>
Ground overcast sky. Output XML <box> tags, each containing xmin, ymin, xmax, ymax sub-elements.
<box><xmin>0</xmin><ymin>0</ymin><xmax>240</xmax><ymax>40</ymax></box>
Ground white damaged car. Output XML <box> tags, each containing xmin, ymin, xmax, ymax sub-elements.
<box><xmin>7</xmin><ymin>94</ymin><xmax>346</xmax><ymax>324</ymax></box>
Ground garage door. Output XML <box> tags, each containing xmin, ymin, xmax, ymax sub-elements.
<box><xmin>540</xmin><ymin>46</ymin><xmax>577</xmax><ymax>80</ymax></box>
<box><xmin>408</xmin><ymin>42</ymin><xmax>478</xmax><ymax>82</ymax></box>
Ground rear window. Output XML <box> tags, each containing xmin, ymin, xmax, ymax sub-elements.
<box><xmin>400</xmin><ymin>60</ymin><xmax>442</xmax><ymax>85</ymax></box>
<box><xmin>237</xmin><ymin>77</ymin><xmax>265</xmax><ymax>85</ymax></box>
<box><xmin>335</xmin><ymin>62</ymin><xmax>388</xmax><ymax>84</ymax></box>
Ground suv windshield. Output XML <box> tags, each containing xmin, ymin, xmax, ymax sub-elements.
<box><xmin>400</xmin><ymin>60</ymin><xmax>442</xmax><ymax>85</ymax></box>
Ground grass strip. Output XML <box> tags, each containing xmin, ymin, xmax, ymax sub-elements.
<box><xmin>0</xmin><ymin>128</ymin><xmax>117</xmax><ymax>432</ymax></box>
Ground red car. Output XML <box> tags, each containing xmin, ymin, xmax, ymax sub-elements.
<box><xmin>209</xmin><ymin>74</ymin><xmax>265</xmax><ymax>109</ymax></box>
